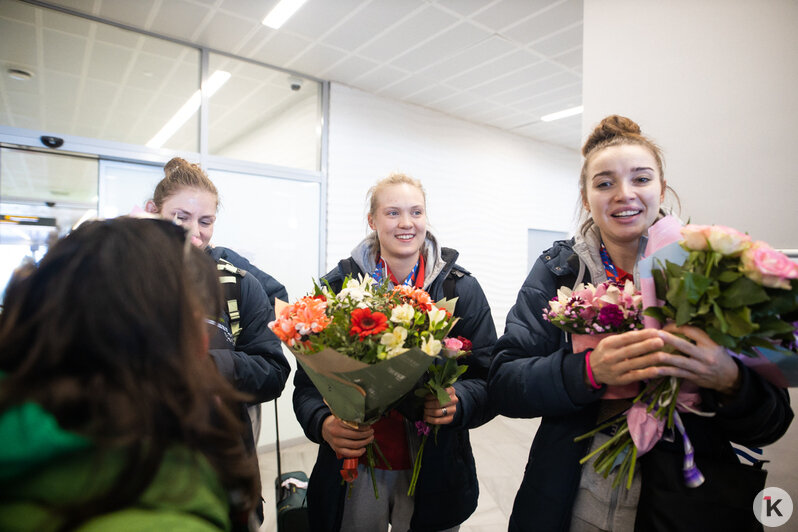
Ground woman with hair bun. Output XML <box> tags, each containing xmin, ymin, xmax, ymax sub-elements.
<box><xmin>294</xmin><ymin>173</ymin><xmax>497</xmax><ymax>532</ymax></box>
<box><xmin>488</xmin><ymin>116</ymin><xmax>792</xmax><ymax>531</ymax></box>
<box><xmin>145</xmin><ymin>158</ymin><xmax>290</xmax><ymax>520</ymax></box>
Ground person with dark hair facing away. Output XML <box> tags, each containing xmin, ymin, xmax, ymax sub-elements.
<box><xmin>145</xmin><ymin>157</ymin><xmax>290</xmax><ymax>457</ymax></box>
<box><xmin>488</xmin><ymin>115</ymin><xmax>793</xmax><ymax>531</ymax></box>
<box><xmin>293</xmin><ymin>173</ymin><xmax>497</xmax><ymax>532</ymax></box>
<box><xmin>0</xmin><ymin>217</ymin><xmax>261</xmax><ymax>531</ymax></box>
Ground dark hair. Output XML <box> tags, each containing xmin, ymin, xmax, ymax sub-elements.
<box><xmin>150</xmin><ymin>157</ymin><xmax>219</xmax><ymax>213</ymax></box>
<box><xmin>578</xmin><ymin>115</ymin><xmax>678</xmax><ymax>234</ymax></box>
<box><xmin>0</xmin><ymin>217</ymin><xmax>257</xmax><ymax>527</ymax></box>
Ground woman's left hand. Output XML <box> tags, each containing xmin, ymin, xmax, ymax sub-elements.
<box><xmin>423</xmin><ymin>386</ymin><xmax>458</xmax><ymax>425</ymax></box>
<box><xmin>656</xmin><ymin>324</ymin><xmax>742</xmax><ymax>396</ymax></box>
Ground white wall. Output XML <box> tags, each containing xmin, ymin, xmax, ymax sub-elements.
<box><xmin>327</xmin><ymin>83</ymin><xmax>580</xmax><ymax>334</ymax></box>
<box><xmin>583</xmin><ymin>0</ymin><xmax>798</xmax><ymax>248</ymax></box>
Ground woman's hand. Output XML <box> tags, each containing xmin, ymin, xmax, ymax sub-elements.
<box><xmin>655</xmin><ymin>324</ymin><xmax>742</xmax><ymax>395</ymax></box>
<box><xmin>321</xmin><ymin>415</ymin><xmax>374</xmax><ymax>458</ymax></box>
<box><xmin>588</xmin><ymin>329</ymin><xmax>667</xmax><ymax>386</ymax></box>
<box><xmin>423</xmin><ymin>387</ymin><xmax>458</xmax><ymax>425</ymax></box>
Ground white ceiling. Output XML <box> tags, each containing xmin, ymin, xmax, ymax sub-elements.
<box><xmin>32</xmin><ymin>0</ymin><xmax>584</xmax><ymax>150</ymax></box>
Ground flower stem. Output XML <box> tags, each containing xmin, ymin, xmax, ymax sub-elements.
<box><xmin>407</xmin><ymin>434</ymin><xmax>428</xmax><ymax>496</ymax></box>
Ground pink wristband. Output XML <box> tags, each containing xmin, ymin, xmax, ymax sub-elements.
<box><xmin>585</xmin><ymin>350</ymin><xmax>602</xmax><ymax>390</ymax></box>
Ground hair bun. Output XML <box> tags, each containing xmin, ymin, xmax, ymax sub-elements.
<box><xmin>582</xmin><ymin>115</ymin><xmax>642</xmax><ymax>156</ymax></box>
<box><xmin>163</xmin><ymin>157</ymin><xmax>192</xmax><ymax>177</ymax></box>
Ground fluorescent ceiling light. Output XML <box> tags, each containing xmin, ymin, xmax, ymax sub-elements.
<box><xmin>146</xmin><ymin>70</ymin><xmax>231</xmax><ymax>149</ymax></box>
<box><xmin>540</xmin><ymin>105</ymin><xmax>583</xmax><ymax>122</ymax></box>
<box><xmin>262</xmin><ymin>0</ymin><xmax>309</xmax><ymax>29</ymax></box>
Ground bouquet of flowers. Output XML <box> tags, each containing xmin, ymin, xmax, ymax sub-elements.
<box><xmin>544</xmin><ymin>279</ymin><xmax>644</xmax><ymax>401</ymax></box>
<box><xmin>270</xmin><ymin>276</ymin><xmax>461</xmax><ymax>496</ymax></box>
<box><xmin>407</xmin><ymin>335</ymin><xmax>471</xmax><ymax>496</ymax></box>
<box><xmin>578</xmin><ymin>219</ymin><xmax>798</xmax><ymax>490</ymax></box>
<box><xmin>543</xmin><ymin>279</ymin><xmax>644</xmax><ymax>335</ymax></box>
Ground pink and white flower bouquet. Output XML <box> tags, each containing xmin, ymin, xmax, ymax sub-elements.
<box><xmin>543</xmin><ymin>279</ymin><xmax>644</xmax><ymax>335</ymax></box>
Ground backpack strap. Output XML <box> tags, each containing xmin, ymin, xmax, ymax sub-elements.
<box><xmin>443</xmin><ymin>268</ymin><xmax>465</xmax><ymax>301</ymax></box>
<box><xmin>217</xmin><ymin>258</ymin><xmax>244</xmax><ymax>341</ymax></box>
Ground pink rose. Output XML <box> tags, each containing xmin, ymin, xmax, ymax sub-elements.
<box><xmin>741</xmin><ymin>241</ymin><xmax>798</xmax><ymax>289</ymax></box>
<box><xmin>443</xmin><ymin>337</ymin><xmax>464</xmax><ymax>351</ymax></box>
<box><xmin>680</xmin><ymin>225</ymin><xmax>711</xmax><ymax>250</ymax></box>
<box><xmin>706</xmin><ymin>225</ymin><xmax>751</xmax><ymax>256</ymax></box>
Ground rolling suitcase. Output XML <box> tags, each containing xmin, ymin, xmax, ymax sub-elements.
<box><xmin>273</xmin><ymin>398</ymin><xmax>310</xmax><ymax>532</ymax></box>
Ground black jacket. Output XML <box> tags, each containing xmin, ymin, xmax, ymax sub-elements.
<box><xmin>488</xmin><ymin>238</ymin><xmax>793</xmax><ymax>531</ymax></box>
<box><xmin>207</xmin><ymin>255</ymin><xmax>289</xmax><ymax>406</ymax></box>
<box><xmin>293</xmin><ymin>246</ymin><xmax>497</xmax><ymax>532</ymax></box>
<box><xmin>209</xmin><ymin>245</ymin><xmax>288</xmax><ymax>308</ymax></box>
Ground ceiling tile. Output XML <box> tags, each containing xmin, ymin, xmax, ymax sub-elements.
<box><xmin>43</xmin><ymin>71</ymin><xmax>80</xmax><ymax>114</ymax></box>
<box><xmin>195</xmin><ymin>11</ymin><xmax>260</xmax><ymax>52</ymax></box>
<box><xmin>249</xmin><ymin>32</ymin><xmax>313</xmax><ymax>66</ymax></box>
<box><xmin>0</xmin><ymin>0</ymin><xmax>37</xmax><ymax>23</ymax></box>
<box><xmin>148</xmin><ymin>0</ymin><xmax>211</xmax><ymax>42</ymax></box>
<box><xmin>94</xmin><ymin>22</ymin><xmax>142</xmax><ymax>48</ymax></box>
<box><xmin>551</xmin><ymin>46</ymin><xmax>582</xmax><ymax>69</ymax></box>
<box><xmin>472</xmin><ymin>0</ymin><xmax>557</xmax><ymax>32</ymax></box>
<box><xmin>443</xmin><ymin>49</ymin><xmax>536</xmax><ymax>88</ymax></box>
<box><xmin>219</xmin><ymin>0</ymin><xmax>276</xmax><ymax>20</ymax></box>
<box><xmin>352</xmin><ymin>64</ymin><xmax>408</xmax><ymax>93</ymax></box>
<box><xmin>42</xmin><ymin>30</ymin><xmax>86</xmax><ymax>74</ymax></box>
<box><xmin>42</xmin><ymin>7</ymin><xmax>93</xmax><ymax>37</ymax></box>
<box><xmin>86</xmin><ymin>41</ymin><xmax>133</xmax><ymax>83</ymax></box>
<box><xmin>0</xmin><ymin>18</ymin><xmax>37</xmax><ymax>67</ymax></box>
<box><xmin>287</xmin><ymin>44</ymin><xmax>349</xmax><ymax>76</ymax></box>
<box><xmin>468</xmin><ymin>62</ymin><xmax>571</xmax><ymax>99</ymax></box>
<box><xmin>391</xmin><ymin>21</ymin><xmax>492</xmax><ymax>71</ymax></box>
<box><xmin>530</xmin><ymin>23</ymin><xmax>582</xmax><ymax>56</ymax></box>
<box><xmin>493</xmin><ymin>70</ymin><xmax>579</xmax><ymax>105</ymax></box>
<box><xmin>437</xmin><ymin>37</ymin><xmax>517</xmax><ymax>80</ymax></box>
<box><xmin>433</xmin><ymin>0</ymin><xmax>497</xmax><ymax>18</ymax></box>
<box><xmin>487</xmin><ymin>112</ymin><xmax>537</xmax><ymax>130</ymax></box>
<box><xmin>280</xmin><ymin>0</ymin><xmax>365</xmax><ymax>40</ymax></box>
<box><xmin>319</xmin><ymin>55</ymin><xmax>380</xmax><ymax>82</ymax></box>
<box><xmin>321</xmin><ymin>1</ymin><xmax>426</xmax><ymax>51</ymax></box>
<box><xmin>433</xmin><ymin>90</ymin><xmax>481</xmax><ymax>113</ymax></box>
<box><xmin>357</xmin><ymin>5</ymin><xmax>458</xmax><ymax>62</ymax></box>
<box><xmin>502</xmin><ymin>0</ymin><xmax>583</xmax><ymax>45</ymax></box>
<box><xmin>402</xmin><ymin>84</ymin><xmax>454</xmax><ymax>107</ymax></box>
<box><xmin>97</xmin><ymin>0</ymin><xmax>155</xmax><ymax>28</ymax></box>
<box><xmin>378</xmin><ymin>72</ymin><xmax>439</xmax><ymax>100</ymax></box>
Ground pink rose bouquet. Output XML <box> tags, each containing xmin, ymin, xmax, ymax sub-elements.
<box><xmin>543</xmin><ymin>279</ymin><xmax>644</xmax><ymax>335</ymax></box>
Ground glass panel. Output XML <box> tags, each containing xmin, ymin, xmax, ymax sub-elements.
<box><xmin>0</xmin><ymin>0</ymin><xmax>200</xmax><ymax>151</ymax></box>
<box><xmin>209</xmin><ymin>168</ymin><xmax>320</xmax><ymax>299</ymax></box>
<box><xmin>98</xmin><ymin>160</ymin><xmax>164</xmax><ymax>219</ymax></box>
<box><xmin>0</xmin><ymin>147</ymin><xmax>98</xmax><ymax>301</ymax></box>
<box><xmin>208</xmin><ymin>53</ymin><xmax>322</xmax><ymax>171</ymax></box>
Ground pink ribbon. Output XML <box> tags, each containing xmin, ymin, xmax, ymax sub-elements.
<box><xmin>627</xmin><ymin>382</ymin><xmax>702</xmax><ymax>456</ymax></box>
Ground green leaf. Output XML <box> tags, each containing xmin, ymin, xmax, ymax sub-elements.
<box><xmin>706</xmin><ymin>326</ymin><xmax>736</xmax><ymax>348</ymax></box>
<box><xmin>666</xmin><ymin>278</ymin><xmax>687</xmax><ymax>308</ymax></box>
<box><xmin>717</xmin><ymin>277</ymin><xmax>770</xmax><ymax>308</ymax></box>
<box><xmin>435</xmin><ymin>386</ymin><xmax>450</xmax><ymax>407</ymax></box>
<box><xmin>712</xmin><ymin>302</ymin><xmax>729</xmax><ymax>333</ymax></box>
<box><xmin>683</xmin><ymin>272</ymin><xmax>712</xmax><ymax>304</ymax></box>
<box><xmin>718</xmin><ymin>269</ymin><xmax>742</xmax><ymax>283</ymax></box>
<box><xmin>754</xmin><ymin>317</ymin><xmax>797</xmax><ymax>336</ymax></box>
<box><xmin>725</xmin><ymin>307</ymin><xmax>755</xmax><ymax>337</ymax></box>
<box><xmin>643</xmin><ymin>307</ymin><xmax>667</xmax><ymax>322</ymax></box>
<box><xmin>652</xmin><ymin>268</ymin><xmax>668</xmax><ymax>300</ymax></box>
<box><xmin>676</xmin><ymin>298</ymin><xmax>695</xmax><ymax>325</ymax></box>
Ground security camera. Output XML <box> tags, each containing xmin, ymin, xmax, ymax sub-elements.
<box><xmin>40</xmin><ymin>135</ymin><xmax>64</xmax><ymax>149</ymax></box>
<box><xmin>289</xmin><ymin>77</ymin><xmax>303</xmax><ymax>91</ymax></box>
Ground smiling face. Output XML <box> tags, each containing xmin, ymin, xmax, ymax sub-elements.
<box><xmin>368</xmin><ymin>183</ymin><xmax>427</xmax><ymax>265</ymax></box>
<box><xmin>584</xmin><ymin>144</ymin><xmax>665</xmax><ymax>252</ymax></box>
<box><xmin>155</xmin><ymin>187</ymin><xmax>217</xmax><ymax>249</ymax></box>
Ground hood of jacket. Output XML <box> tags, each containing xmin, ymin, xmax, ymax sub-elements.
<box><xmin>349</xmin><ymin>232</ymin><xmax>458</xmax><ymax>291</ymax></box>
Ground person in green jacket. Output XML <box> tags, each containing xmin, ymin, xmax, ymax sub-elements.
<box><xmin>0</xmin><ymin>217</ymin><xmax>260</xmax><ymax>531</ymax></box>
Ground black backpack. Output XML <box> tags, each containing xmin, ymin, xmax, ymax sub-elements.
<box><xmin>336</xmin><ymin>257</ymin><xmax>464</xmax><ymax>301</ymax></box>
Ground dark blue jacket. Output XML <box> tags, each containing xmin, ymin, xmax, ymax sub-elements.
<box><xmin>206</xmin><ymin>254</ymin><xmax>289</xmax><ymax>406</ymax></box>
<box><xmin>293</xmin><ymin>246</ymin><xmax>497</xmax><ymax>532</ymax></box>
<box><xmin>209</xmin><ymin>246</ymin><xmax>288</xmax><ymax>308</ymax></box>
<box><xmin>488</xmin><ymin>239</ymin><xmax>793</xmax><ymax>531</ymax></box>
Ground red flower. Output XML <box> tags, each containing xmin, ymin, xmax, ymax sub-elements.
<box><xmin>350</xmin><ymin>308</ymin><xmax>388</xmax><ymax>340</ymax></box>
<box><xmin>456</xmin><ymin>336</ymin><xmax>473</xmax><ymax>352</ymax></box>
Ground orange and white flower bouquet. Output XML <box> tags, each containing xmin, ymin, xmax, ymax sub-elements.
<box><xmin>270</xmin><ymin>276</ymin><xmax>459</xmax><ymax>496</ymax></box>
